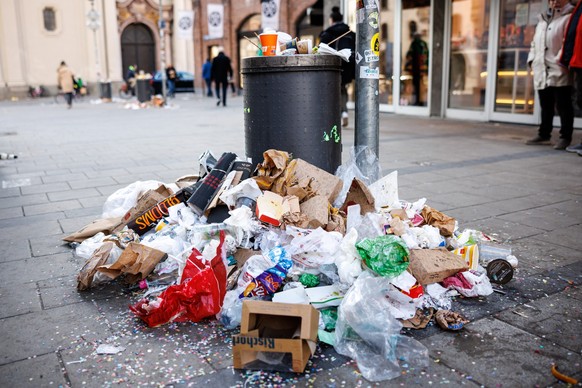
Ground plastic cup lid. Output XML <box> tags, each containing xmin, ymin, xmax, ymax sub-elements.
<box><xmin>486</xmin><ymin>259</ymin><xmax>514</xmax><ymax>285</ymax></box>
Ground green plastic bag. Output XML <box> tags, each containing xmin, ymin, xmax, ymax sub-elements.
<box><xmin>356</xmin><ymin>235</ymin><xmax>409</xmax><ymax>277</ymax></box>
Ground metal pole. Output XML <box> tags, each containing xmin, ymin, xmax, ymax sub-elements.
<box><xmin>159</xmin><ymin>0</ymin><xmax>167</xmax><ymax>102</ymax></box>
<box><xmin>355</xmin><ymin>1</ymin><xmax>380</xmax><ymax>159</ymax></box>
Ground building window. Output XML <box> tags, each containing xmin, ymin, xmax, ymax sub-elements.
<box><xmin>43</xmin><ymin>7</ymin><xmax>56</xmax><ymax>31</ymax></box>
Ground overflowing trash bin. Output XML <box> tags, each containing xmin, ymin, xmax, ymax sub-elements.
<box><xmin>241</xmin><ymin>55</ymin><xmax>342</xmax><ymax>173</ymax></box>
<box><xmin>136</xmin><ymin>78</ymin><xmax>151</xmax><ymax>103</ymax></box>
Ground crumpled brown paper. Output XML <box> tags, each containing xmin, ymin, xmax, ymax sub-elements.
<box><xmin>435</xmin><ymin>309</ymin><xmax>469</xmax><ymax>331</ymax></box>
<box><xmin>77</xmin><ymin>242</ymin><xmax>116</xmax><ymax>291</ymax></box>
<box><xmin>97</xmin><ymin>242</ymin><xmax>167</xmax><ymax>284</ymax></box>
<box><xmin>401</xmin><ymin>308</ymin><xmax>435</xmax><ymax>329</ymax></box>
<box><xmin>254</xmin><ymin>149</ymin><xmax>292</xmax><ymax>192</ymax></box>
<box><xmin>63</xmin><ymin>217</ymin><xmax>123</xmax><ymax>243</ymax></box>
<box><xmin>421</xmin><ymin>206</ymin><xmax>456</xmax><ymax>237</ymax></box>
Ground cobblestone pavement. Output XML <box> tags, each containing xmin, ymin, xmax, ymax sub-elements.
<box><xmin>0</xmin><ymin>93</ymin><xmax>581</xmax><ymax>387</ymax></box>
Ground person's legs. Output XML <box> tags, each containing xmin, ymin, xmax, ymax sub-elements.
<box><xmin>167</xmin><ymin>79</ymin><xmax>175</xmax><ymax>97</ymax></box>
<box><xmin>539</xmin><ymin>88</ymin><xmax>555</xmax><ymax>138</ymax></box>
<box><xmin>553</xmin><ymin>85</ymin><xmax>574</xmax><ymax>149</ymax></box>
<box><xmin>65</xmin><ymin>92</ymin><xmax>73</xmax><ymax>108</ymax></box>
<box><xmin>206</xmin><ymin>79</ymin><xmax>213</xmax><ymax>96</ymax></box>
<box><xmin>576</xmin><ymin>69</ymin><xmax>582</xmax><ymax>110</ymax></box>
<box><xmin>412</xmin><ymin>72</ymin><xmax>422</xmax><ymax>106</ymax></box>
<box><xmin>221</xmin><ymin>82</ymin><xmax>228</xmax><ymax>106</ymax></box>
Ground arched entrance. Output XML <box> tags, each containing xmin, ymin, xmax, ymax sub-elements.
<box><xmin>121</xmin><ymin>23</ymin><xmax>156</xmax><ymax>77</ymax></box>
<box><xmin>237</xmin><ymin>14</ymin><xmax>262</xmax><ymax>88</ymax></box>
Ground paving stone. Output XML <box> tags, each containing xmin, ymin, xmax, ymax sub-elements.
<box><xmin>29</xmin><ymin>234</ymin><xmax>71</xmax><ymax>257</ymax></box>
<box><xmin>44</xmin><ymin>168</ymin><xmax>73</xmax><ymax>176</ymax></box>
<box><xmin>533</xmin><ymin>224</ymin><xmax>582</xmax><ymax>251</ymax></box>
<box><xmin>0</xmin><ymin>206</ymin><xmax>23</xmax><ymax>220</ymax></box>
<box><xmin>0</xmin><ymin>187</ymin><xmax>23</xmax><ymax>198</ymax></box>
<box><xmin>97</xmin><ymin>184</ymin><xmax>132</xmax><ymax>197</ymax></box>
<box><xmin>47</xmin><ymin>188</ymin><xmax>100</xmax><ymax>202</ymax></box>
<box><xmin>23</xmin><ymin>199</ymin><xmax>81</xmax><ymax>216</ymax></box>
<box><xmin>0</xmin><ymin>352</ymin><xmax>66</xmax><ymax>387</ymax></box>
<box><xmin>0</xmin><ymin>283</ymin><xmax>41</xmax><ymax>319</ymax></box>
<box><xmin>83</xmin><ymin>168</ymin><xmax>130</xmax><ymax>179</ymax></box>
<box><xmin>63</xmin><ymin>205</ymin><xmax>101</xmax><ymax>218</ymax></box>
<box><xmin>58</xmin><ymin>214</ymin><xmax>100</xmax><ymax>234</ymax></box>
<box><xmin>20</xmin><ymin>182</ymin><xmax>70</xmax><ymax>196</ymax></box>
<box><xmin>497</xmin><ymin>206</ymin><xmax>580</xmax><ymax>232</ymax></box>
<box><xmin>445</xmin><ymin>203</ymin><xmax>506</xmax><ymax>223</ymax></box>
<box><xmin>510</xmin><ymin>237</ymin><xmax>580</xmax><ymax>276</ymax></box>
<box><xmin>0</xmin><ymin>302</ymin><xmax>110</xmax><ymax>365</ymax></box>
<box><xmin>68</xmin><ymin>176</ymin><xmax>117</xmax><ymax>190</ymax></box>
<box><xmin>0</xmin><ymin>252</ymin><xmax>81</xmax><ymax>287</ymax></box>
<box><xmin>420</xmin><ymin>317</ymin><xmax>582</xmax><ymax>387</ymax></box>
<box><xmin>0</xmin><ymin>213</ymin><xmax>62</xmax><ymax>240</ymax></box>
<box><xmin>0</xmin><ymin>193</ymin><xmax>48</xmax><ymax>210</ymax></box>
<box><xmin>495</xmin><ymin>291</ymin><xmax>582</xmax><ymax>354</ymax></box>
<box><xmin>0</xmin><ymin>239</ymin><xmax>31</xmax><ymax>262</ymax></box>
<box><xmin>37</xmin><ymin>276</ymin><xmax>126</xmax><ymax>310</ymax></box>
<box><xmin>79</xmin><ymin>195</ymin><xmax>109</xmax><ymax>209</ymax></box>
<box><xmin>41</xmin><ymin>173</ymin><xmax>88</xmax><ymax>184</ymax></box>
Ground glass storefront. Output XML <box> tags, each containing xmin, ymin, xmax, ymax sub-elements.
<box><xmin>448</xmin><ymin>0</ymin><xmax>490</xmax><ymax>111</ymax></box>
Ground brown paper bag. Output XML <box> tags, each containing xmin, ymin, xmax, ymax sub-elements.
<box><xmin>97</xmin><ymin>242</ymin><xmax>167</xmax><ymax>284</ymax></box>
<box><xmin>63</xmin><ymin>217</ymin><xmax>123</xmax><ymax>243</ymax></box>
<box><xmin>340</xmin><ymin>178</ymin><xmax>375</xmax><ymax>215</ymax></box>
<box><xmin>421</xmin><ymin>206</ymin><xmax>456</xmax><ymax>237</ymax></box>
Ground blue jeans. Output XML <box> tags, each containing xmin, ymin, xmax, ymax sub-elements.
<box><xmin>204</xmin><ymin>78</ymin><xmax>212</xmax><ymax>96</ymax></box>
<box><xmin>167</xmin><ymin>79</ymin><xmax>176</xmax><ymax>97</ymax></box>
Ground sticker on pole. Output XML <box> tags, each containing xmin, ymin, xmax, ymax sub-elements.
<box><xmin>355</xmin><ymin>52</ymin><xmax>363</xmax><ymax>64</ymax></box>
<box><xmin>364</xmin><ymin>50</ymin><xmax>379</xmax><ymax>63</ymax></box>
<box><xmin>368</xmin><ymin>11</ymin><xmax>379</xmax><ymax>29</ymax></box>
<box><xmin>370</xmin><ymin>33</ymin><xmax>380</xmax><ymax>56</ymax></box>
<box><xmin>359</xmin><ymin>66</ymin><xmax>379</xmax><ymax>79</ymax></box>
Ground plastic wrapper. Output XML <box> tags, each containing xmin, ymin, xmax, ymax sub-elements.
<box><xmin>403</xmin><ymin>225</ymin><xmax>445</xmax><ymax>250</ymax></box>
<box><xmin>217</xmin><ymin>289</ymin><xmax>244</xmax><ymax>329</ymax></box>
<box><xmin>286</xmin><ymin>227</ymin><xmax>342</xmax><ymax>269</ymax></box>
<box><xmin>129</xmin><ymin>231</ymin><xmax>227</xmax><ymax>327</ymax></box>
<box><xmin>239</xmin><ymin>252</ymin><xmax>293</xmax><ymax>298</ymax></box>
<box><xmin>334</xmin><ymin>273</ymin><xmax>429</xmax><ymax>382</ymax></box>
<box><xmin>224</xmin><ymin>206</ymin><xmax>264</xmax><ymax>248</ymax></box>
<box><xmin>335</xmin><ymin>228</ymin><xmax>363</xmax><ymax>288</ymax></box>
<box><xmin>166</xmin><ymin>203</ymin><xmax>197</xmax><ymax>229</ymax></box>
<box><xmin>102</xmin><ymin>180</ymin><xmax>170</xmax><ymax>219</ymax></box>
<box><xmin>418</xmin><ymin>283</ymin><xmax>453</xmax><ymax>311</ymax></box>
<box><xmin>299</xmin><ymin>273</ymin><xmax>320</xmax><ymax>288</ymax></box>
<box><xmin>356</xmin><ymin>235</ymin><xmax>410</xmax><ymax>277</ymax></box>
<box><xmin>441</xmin><ymin>270</ymin><xmax>493</xmax><ymax>297</ymax></box>
<box><xmin>333</xmin><ymin>146</ymin><xmax>381</xmax><ymax>208</ymax></box>
<box><xmin>353</xmin><ymin>212</ymin><xmax>386</xmax><ymax>242</ymax></box>
<box><xmin>435</xmin><ymin>310</ymin><xmax>469</xmax><ymax>331</ymax></box>
<box><xmin>73</xmin><ymin>232</ymin><xmax>106</xmax><ymax>260</ymax></box>
<box><xmin>219</xmin><ymin>178</ymin><xmax>262</xmax><ymax>209</ymax></box>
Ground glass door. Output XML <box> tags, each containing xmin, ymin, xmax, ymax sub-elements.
<box><xmin>446</xmin><ymin>0</ymin><xmax>491</xmax><ymax>119</ymax></box>
<box><xmin>394</xmin><ymin>0</ymin><xmax>431</xmax><ymax>115</ymax></box>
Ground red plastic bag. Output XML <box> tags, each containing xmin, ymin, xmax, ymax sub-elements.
<box><xmin>130</xmin><ymin>231</ymin><xmax>227</xmax><ymax>327</ymax></box>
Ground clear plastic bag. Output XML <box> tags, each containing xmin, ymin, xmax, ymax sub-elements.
<box><xmin>217</xmin><ymin>289</ymin><xmax>243</xmax><ymax>329</ymax></box>
<box><xmin>333</xmin><ymin>146</ymin><xmax>382</xmax><ymax>208</ymax></box>
<box><xmin>334</xmin><ymin>273</ymin><xmax>429</xmax><ymax>382</ymax></box>
<box><xmin>101</xmin><ymin>180</ymin><xmax>168</xmax><ymax>218</ymax></box>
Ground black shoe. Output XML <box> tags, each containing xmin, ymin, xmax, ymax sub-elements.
<box><xmin>216</xmin><ymin>100</ymin><xmax>221</xmax><ymax>106</ymax></box>
<box><xmin>525</xmin><ymin>136</ymin><xmax>551</xmax><ymax>145</ymax></box>
<box><xmin>553</xmin><ymin>138</ymin><xmax>571</xmax><ymax>150</ymax></box>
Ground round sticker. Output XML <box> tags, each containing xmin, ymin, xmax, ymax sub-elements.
<box><xmin>371</xmin><ymin>33</ymin><xmax>380</xmax><ymax>56</ymax></box>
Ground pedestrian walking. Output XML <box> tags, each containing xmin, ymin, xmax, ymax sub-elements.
<box><xmin>404</xmin><ymin>32</ymin><xmax>429</xmax><ymax>107</ymax></box>
<box><xmin>202</xmin><ymin>58</ymin><xmax>213</xmax><ymax>97</ymax></box>
<box><xmin>319</xmin><ymin>6</ymin><xmax>356</xmax><ymax>127</ymax></box>
<box><xmin>166</xmin><ymin>64</ymin><xmax>177</xmax><ymax>98</ymax></box>
<box><xmin>211</xmin><ymin>50</ymin><xmax>233</xmax><ymax>107</ymax></box>
<box><xmin>526</xmin><ymin>0</ymin><xmax>575</xmax><ymax>150</ymax></box>
<box><xmin>561</xmin><ymin>0</ymin><xmax>582</xmax><ymax>155</ymax></box>
<box><xmin>57</xmin><ymin>61</ymin><xmax>75</xmax><ymax>109</ymax></box>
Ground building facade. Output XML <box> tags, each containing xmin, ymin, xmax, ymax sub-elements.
<box><xmin>0</xmin><ymin>0</ymin><xmax>580</xmax><ymax>127</ymax></box>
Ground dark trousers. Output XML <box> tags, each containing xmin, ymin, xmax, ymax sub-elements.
<box><xmin>340</xmin><ymin>83</ymin><xmax>348</xmax><ymax>113</ymax></box>
<box><xmin>64</xmin><ymin>92</ymin><xmax>73</xmax><ymax>106</ymax></box>
<box><xmin>215</xmin><ymin>81</ymin><xmax>228</xmax><ymax>106</ymax></box>
<box><xmin>575</xmin><ymin>69</ymin><xmax>582</xmax><ymax>110</ymax></box>
<box><xmin>205</xmin><ymin>78</ymin><xmax>212</xmax><ymax>96</ymax></box>
<box><xmin>538</xmin><ymin>86</ymin><xmax>574</xmax><ymax>140</ymax></box>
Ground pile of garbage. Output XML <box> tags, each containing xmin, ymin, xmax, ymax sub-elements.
<box><xmin>66</xmin><ymin>147</ymin><xmax>518</xmax><ymax>382</ymax></box>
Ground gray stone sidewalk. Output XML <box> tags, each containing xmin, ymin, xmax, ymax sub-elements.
<box><xmin>0</xmin><ymin>93</ymin><xmax>580</xmax><ymax>387</ymax></box>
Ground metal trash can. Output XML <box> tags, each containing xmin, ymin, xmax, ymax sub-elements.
<box><xmin>136</xmin><ymin>79</ymin><xmax>151</xmax><ymax>103</ymax></box>
<box><xmin>99</xmin><ymin>82</ymin><xmax>112</xmax><ymax>100</ymax></box>
<box><xmin>241</xmin><ymin>55</ymin><xmax>342</xmax><ymax>173</ymax></box>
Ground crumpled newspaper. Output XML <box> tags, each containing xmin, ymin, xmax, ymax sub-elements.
<box><xmin>317</xmin><ymin>43</ymin><xmax>351</xmax><ymax>62</ymax></box>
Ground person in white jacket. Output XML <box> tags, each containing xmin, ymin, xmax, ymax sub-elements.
<box><xmin>526</xmin><ymin>0</ymin><xmax>575</xmax><ymax>150</ymax></box>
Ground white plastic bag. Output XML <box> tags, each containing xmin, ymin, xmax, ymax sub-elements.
<box><xmin>335</xmin><ymin>228</ymin><xmax>363</xmax><ymax>287</ymax></box>
<box><xmin>101</xmin><ymin>180</ymin><xmax>169</xmax><ymax>218</ymax></box>
<box><xmin>74</xmin><ymin>232</ymin><xmax>106</xmax><ymax>260</ymax></box>
<box><xmin>286</xmin><ymin>227</ymin><xmax>342</xmax><ymax>269</ymax></box>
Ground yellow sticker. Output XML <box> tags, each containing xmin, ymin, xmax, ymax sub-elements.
<box><xmin>371</xmin><ymin>33</ymin><xmax>380</xmax><ymax>56</ymax></box>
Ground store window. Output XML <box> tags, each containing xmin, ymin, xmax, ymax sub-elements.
<box><xmin>494</xmin><ymin>0</ymin><xmax>540</xmax><ymax>114</ymax></box>
<box><xmin>448</xmin><ymin>0</ymin><xmax>490</xmax><ymax>110</ymax></box>
<box><xmin>400</xmin><ymin>0</ymin><xmax>431</xmax><ymax>107</ymax></box>
<box><xmin>43</xmin><ymin>7</ymin><xmax>57</xmax><ymax>32</ymax></box>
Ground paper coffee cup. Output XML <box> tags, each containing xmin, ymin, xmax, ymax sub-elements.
<box><xmin>259</xmin><ymin>33</ymin><xmax>278</xmax><ymax>56</ymax></box>
<box><xmin>297</xmin><ymin>39</ymin><xmax>312</xmax><ymax>54</ymax></box>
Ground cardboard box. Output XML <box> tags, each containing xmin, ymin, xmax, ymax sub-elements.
<box><xmin>256</xmin><ymin>192</ymin><xmax>299</xmax><ymax>226</ymax></box>
<box><xmin>340</xmin><ymin>178</ymin><xmax>375</xmax><ymax>215</ymax></box>
<box><xmin>299</xmin><ymin>195</ymin><xmax>329</xmax><ymax>228</ymax></box>
<box><xmin>286</xmin><ymin>159</ymin><xmax>343</xmax><ymax>203</ymax></box>
<box><xmin>232</xmin><ymin>300</ymin><xmax>319</xmax><ymax>373</ymax></box>
<box><xmin>408</xmin><ymin>248</ymin><xmax>469</xmax><ymax>285</ymax></box>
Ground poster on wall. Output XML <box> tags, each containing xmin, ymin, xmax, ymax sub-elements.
<box><xmin>177</xmin><ymin>10</ymin><xmax>194</xmax><ymax>40</ymax></box>
<box><xmin>207</xmin><ymin>4</ymin><xmax>224</xmax><ymax>38</ymax></box>
<box><xmin>261</xmin><ymin>0</ymin><xmax>280</xmax><ymax>31</ymax></box>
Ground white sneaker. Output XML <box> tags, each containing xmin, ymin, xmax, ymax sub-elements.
<box><xmin>341</xmin><ymin>112</ymin><xmax>349</xmax><ymax>127</ymax></box>
<box><xmin>565</xmin><ymin>143</ymin><xmax>582</xmax><ymax>153</ymax></box>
